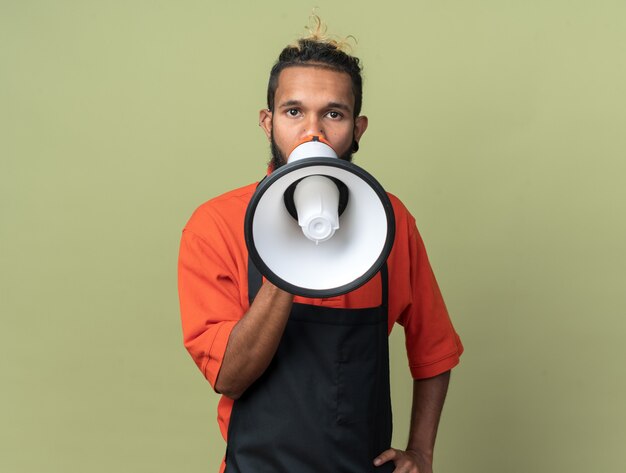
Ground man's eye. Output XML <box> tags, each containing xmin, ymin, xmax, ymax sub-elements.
<box><xmin>327</xmin><ymin>111</ymin><xmax>341</xmax><ymax>119</ymax></box>
<box><xmin>287</xmin><ymin>109</ymin><xmax>300</xmax><ymax>117</ymax></box>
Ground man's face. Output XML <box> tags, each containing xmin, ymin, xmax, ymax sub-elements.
<box><xmin>260</xmin><ymin>66</ymin><xmax>368</xmax><ymax>169</ymax></box>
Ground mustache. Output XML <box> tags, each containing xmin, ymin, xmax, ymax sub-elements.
<box><xmin>269</xmin><ymin>134</ymin><xmax>357</xmax><ymax>171</ymax></box>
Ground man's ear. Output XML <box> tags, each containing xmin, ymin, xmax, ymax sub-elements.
<box><xmin>259</xmin><ymin>109</ymin><xmax>273</xmax><ymax>140</ymax></box>
<box><xmin>353</xmin><ymin>115</ymin><xmax>369</xmax><ymax>145</ymax></box>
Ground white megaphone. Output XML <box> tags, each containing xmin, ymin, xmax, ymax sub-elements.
<box><xmin>244</xmin><ymin>135</ymin><xmax>395</xmax><ymax>298</ymax></box>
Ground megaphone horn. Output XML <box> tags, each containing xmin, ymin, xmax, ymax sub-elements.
<box><xmin>244</xmin><ymin>136</ymin><xmax>395</xmax><ymax>298</ymax></box>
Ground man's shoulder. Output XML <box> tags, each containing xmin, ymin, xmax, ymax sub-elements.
<box><xmin>202</xmin><ymin>182</ymin><xmax>258</xmax><ymax>208</ymax></box>
<box><xmin>184</xmin><ymin>182</ymin><xmax>257</xmax><ymax>234</ymax></box>
<box><xmin>195</xmin><ymin>182</ymin><xmax>257</xmax><ymax>214</ymax></box>
<box><xmin>386</xmin><ymin>192</ymin><xmax>415</xmax><ymax>229</ymax></box>
<box><xmin>386</xmin><ymin>192</ymin><xmax>406</xmax><ymax>212</ymax></box>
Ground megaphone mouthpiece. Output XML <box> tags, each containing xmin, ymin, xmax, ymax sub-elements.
<box><xmin>293</xmin><ymin>175</ymin><xmax>340</xmax><ymax>243</ymax></box>
<box><xmin>288</xmin><ymin>135</ymin><xmax>338</xmax><ymax>162</ymax></box>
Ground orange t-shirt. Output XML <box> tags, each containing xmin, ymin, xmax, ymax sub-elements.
<box><xmin>178</xmin><ymin>182</ymin><xmax>463</xmax><ymax>472</ymax></box>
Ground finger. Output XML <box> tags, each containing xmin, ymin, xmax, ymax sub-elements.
<box><xmin>373</xmin><ymin>448</ymin><xmax>398</xmax><ymax>466</ymax></box>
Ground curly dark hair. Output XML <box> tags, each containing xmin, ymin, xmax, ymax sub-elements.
<box><xmin>266</xmin><ymin>28</ymin><xmax>363</xmax><ymax>118</ymax></box>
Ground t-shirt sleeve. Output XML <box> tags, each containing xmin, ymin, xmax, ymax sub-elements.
<box><xmin>397</xmin><ymin>223</ymin><xmax>464</xmax><ymax>379</ymax></box>
<box><xmin>177</xmin><ymin>209</ymin><xmax>244</xmax><ymax>389</ymax></box>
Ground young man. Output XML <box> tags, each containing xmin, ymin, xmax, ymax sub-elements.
<box><xmin>179</xmin><ymin>29</ymin><xmax>463</xmax><ymax>473</ymax></box>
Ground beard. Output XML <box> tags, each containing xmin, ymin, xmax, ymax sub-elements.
<box><xmin>269</xmin><ymin>132</ymin><xmax>356</xmax><ymax>171</ymax></box>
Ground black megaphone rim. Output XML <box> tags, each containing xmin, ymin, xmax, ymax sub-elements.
<box><xmin>244</xmin><ymin>157</ymin><xmax>396</xmax><ymax>298</ymax></box>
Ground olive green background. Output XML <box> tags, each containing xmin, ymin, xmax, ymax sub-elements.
<box><xmin>2</xmin><ymin>1</ymin><xmax>625</xmax><ymax>472</ymax></box>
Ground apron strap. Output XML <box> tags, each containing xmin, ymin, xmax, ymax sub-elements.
<box><xmin>248</xmin><ymin>255</ymin><xmax>389</xmax><ymax>308</ymax></box>
<box><xmin>247</xmin><ymin>178</ymin><xmax>267</xmax><ymax>307</ymax></box>
<box><xmin>247</xmin><ymin>255</ymin><xmax>264</xmax><ymax>306</ymax></box>
<box><xmin>380</xmin><ymin>262</ymin><xmax>389</xmax><ymax>308</ymax></box>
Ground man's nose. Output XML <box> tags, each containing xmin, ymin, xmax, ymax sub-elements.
<box><xmin>303</xmin><ymin>115</ymin><xmax>324</xmax><ymax>137</ymax></box>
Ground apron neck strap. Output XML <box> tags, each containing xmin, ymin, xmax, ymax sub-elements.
<box><xmin>247</xmin><ymin>255</ymin><xmax>264</xmax><ymax>306</ymax></box>
<box><xmin>380</xmin><ymin>262</ymin><xmax>389</xmax><ymax>308</ymax></box>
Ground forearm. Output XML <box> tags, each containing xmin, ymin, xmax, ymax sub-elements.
<box><xmin>406</xmin><ymin>370</ymin><xmax>451</xmax><ymax>462</ymax></box>
<box><xmin>214</xmin><ymin>281</ymin><xmax>294</xmax><ymax>399</ymax></box>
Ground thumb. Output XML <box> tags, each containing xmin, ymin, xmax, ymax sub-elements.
<box><xmin>373</xmin><ymin>448</ymin><xmax>398</xmax><ymax>466</ymax></box>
